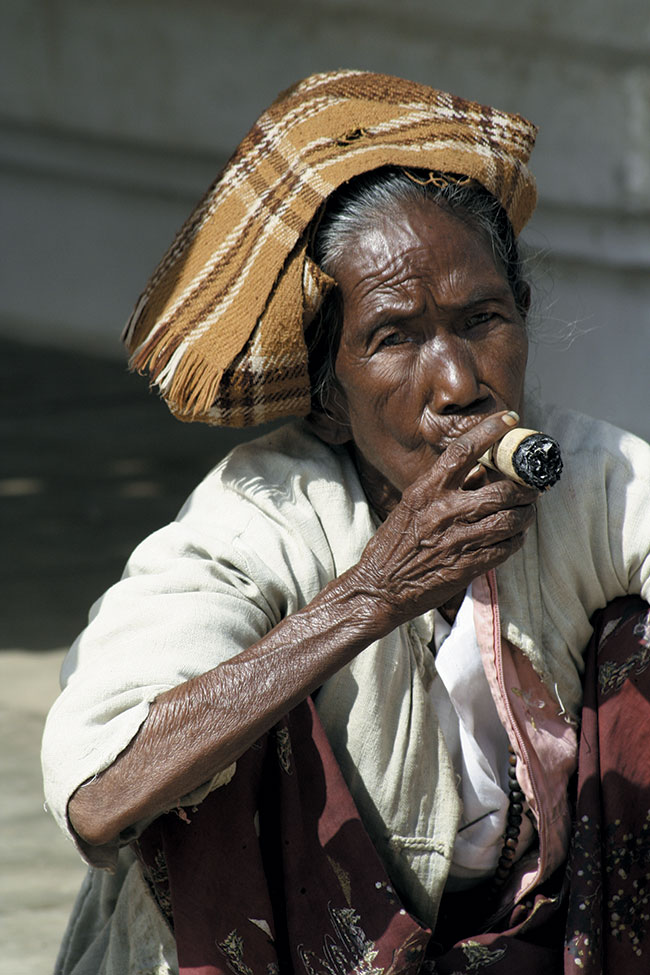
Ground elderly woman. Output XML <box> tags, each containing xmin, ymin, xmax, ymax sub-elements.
<box><xmin>43</xmin><ymin>72</ymin><xmax>650</xmax><ymax>974</ymax></box>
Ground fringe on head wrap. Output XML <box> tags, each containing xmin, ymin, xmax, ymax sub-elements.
<box><xmin>123</xmin><ymin>69</ymin><xmax>538</xmax><ymax>427</ymax></box>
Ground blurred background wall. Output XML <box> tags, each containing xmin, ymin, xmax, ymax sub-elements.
<box><xmin>3</xmin><ymin>0</ymin><xmax>650</xmax><ymax>651</ymax></box>
<box><xmin>1</xmin><ymin>5</ymin><xmax>649</xmax><ymax>967</ymax></box>
<box><xmin>3</xmin><ymin>0</ymin><xmax>650</xmax><ymax>437</ymax></box>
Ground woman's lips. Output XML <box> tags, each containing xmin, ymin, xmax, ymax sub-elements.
<box><xmin>421</xmin><ymin>405</ymin><xmax>504</xmax><ymax>453</ymax></box>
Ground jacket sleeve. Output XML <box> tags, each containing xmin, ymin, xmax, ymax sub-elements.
<box><xmin>41</xmin><ymin>446</ymin><xmax>335</xmax><ymax>863</ymax></box>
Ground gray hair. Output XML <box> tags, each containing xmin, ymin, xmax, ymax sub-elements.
<box><xmin>306</xmin><ymin>167</ymin><xmax>528</xmax><ymax>411</ymax></box>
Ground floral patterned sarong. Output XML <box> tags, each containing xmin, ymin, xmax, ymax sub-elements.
<box><xmin>136</xmin><ymin>597</ymin><xmax>650</xmax><ymax>974</ymax></box>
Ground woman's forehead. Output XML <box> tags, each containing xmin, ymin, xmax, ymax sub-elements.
<box><xmin>335</xmin><ymin>200</ymin><xmax>510</xmax><ymax>319</ymax></box>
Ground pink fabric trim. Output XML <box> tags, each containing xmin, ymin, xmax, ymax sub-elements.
<box><xmin>472</xmin><ymin>572</ymin><xmax>578</xmax><ymax>905</ymax></box>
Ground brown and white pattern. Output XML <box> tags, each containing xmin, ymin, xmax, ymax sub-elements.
<box><xmin>123</xmin><ymin>70</ymin><xmax>538</xmax><ymax>427</ymax></box>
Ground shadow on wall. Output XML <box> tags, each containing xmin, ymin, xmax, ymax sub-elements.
<box><xmin>2</xmin><ymin>336</ymin><xmax>274</xmax><ymax>651</ymax></box>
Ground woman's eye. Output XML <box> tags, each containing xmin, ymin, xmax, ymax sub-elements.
<box><xmin>378</xmin><ymin>331</ymin><xmax>409</xmax><ymax>348</ymax></box>
<box><xmin>466</xmin><ymin>311</ymin><xmax>496</xmax><ymax>329</ymax></box>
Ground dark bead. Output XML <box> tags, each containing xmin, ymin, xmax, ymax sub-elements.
<box><xmin>510</xmin><ymin>789</ymin><xmax>525</xmax><ymax>803</ymax></box>
<box><xmin>498</xmin><ymin>852</ymin><xmax>514</xmax><ymax>867</ymax></box>
<box><xmin>509</xmin><ymin>813</ymin><xmax>523</xmax><ymax>827</ymax></box>
<box><xmin>508</xmin><ymin>751</ymin><xmax>517</xmax><ymax>767</ymax></box>
<box><xmin>510</xmin><ymin>802</ymin><xmax>524</xmax><ymax>815</ymax></box>
<box><xmin>506</xmin><ymin>825</ymin><xmax>520</xmax><ymax>839</ymax></box>
<box><xmin>504</xmin><ymin>837</ymin><xmax>518</xmax><ymax>851</ymax></box>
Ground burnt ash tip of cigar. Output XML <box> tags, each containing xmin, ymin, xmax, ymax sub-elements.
<box><xmin>513</xmin><ymin>434</ymin><xmax>563</xmax><ymax>489</ymax></box>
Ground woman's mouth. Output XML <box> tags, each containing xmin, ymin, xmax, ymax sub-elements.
<box><xmin>421</xmin><ymin>404</ymin><xmax>503</xmax><ymax>454</ymax></box>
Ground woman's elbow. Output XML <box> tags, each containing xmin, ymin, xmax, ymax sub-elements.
<box><xmin>67</xmin><ymin>779</ymin><xmax>125</xmax><ymax>850</ymax></box>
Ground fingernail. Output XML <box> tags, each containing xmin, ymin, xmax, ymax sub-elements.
<box><xmin>503</xmin><ymin>411</ymin><xmax>520</xmax><ymax>426</ymax></box>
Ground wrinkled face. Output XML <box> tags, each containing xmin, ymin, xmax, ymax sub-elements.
<box><xmin>326</xmin><ymin>199</ymin><xmax>529</xmax><ymax>508</ymax></box>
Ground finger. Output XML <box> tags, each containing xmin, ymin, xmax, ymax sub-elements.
<box><xmin>414</xmin><ymin>480</ymin><xmax>537</xmax><ymax>539</ymax></box>
<box><xmin>470</xmin><ymin>530</ymin><xmax>530</xmax><ymax>574</ymax></box>
<box><xmin>419</xmin><ymin>497</ymin><xmax>536</xmax><ymax>552</ymax></box>
<box><xmin>458</xmin><ymin>479</ymin><xmax>539</xmax><ymax>523</ymax></box>
<box><xmin>464</xmin><ymin>499</ymin><xmax>537</xmax><ymax>545</ymax></box>
<box><xmin>435</xmin><ymin>411</ymin><xmax>521</xmax><ymax>489</ymax></box>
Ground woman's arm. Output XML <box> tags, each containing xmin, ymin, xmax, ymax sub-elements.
<box><xmin>69</xmin><ymin>570</ymin><xmax>387</xmax><ymax>848</ymax></box>
<box><xmin>69</xmin><ymin>411</ymin><xmax>537</xmax><ymax>850</ymax></box>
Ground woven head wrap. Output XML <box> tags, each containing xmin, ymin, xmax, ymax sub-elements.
<box><xmin>123</xmin><ymin>69</ymin><xmax>538</xmax><ymax>427</ymax></box>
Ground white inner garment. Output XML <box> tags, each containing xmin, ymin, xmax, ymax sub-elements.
<box><xmin>431</xmin><ymin>585</ymin><xmax>534</xmax><ymax>891</ymax></box>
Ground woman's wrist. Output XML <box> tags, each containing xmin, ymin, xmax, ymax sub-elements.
<box><xmin>331</xmin><ymin>560</ymin><xmax>422</xmax><ymax>638</ymax></box>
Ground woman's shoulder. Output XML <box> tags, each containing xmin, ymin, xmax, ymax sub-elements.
<box><xmin>164</xmin><ymin>422</ymin><xmax>375</xmax><ymax>580</ymax></box>
<box><xmin>216</xmin><ymin>421</ymin><xmax>354</xmax><ymax>489</ymax></box>
<box><xmin>524</xmin><ymin>396</ymin><xmax>650</xmax><ymax>475</ymax></box>
<box><xmin>181</xmin><ymin>421</ymin><xmax>367</xmax><ymax>527</ymax></box>
<box><xmin>523</xmin><ymin>397</ymin><xmax>650</xmax><ymax>602</ymax></box>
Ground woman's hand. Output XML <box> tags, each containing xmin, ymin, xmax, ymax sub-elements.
<box><xmin>350</xmin><ymin>412</ymin><xmax>539</xmax><ymax>627</ymax></box>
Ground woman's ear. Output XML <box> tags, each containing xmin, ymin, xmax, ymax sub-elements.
<box><xmin>304</xmin><ymin>387</ymin><xmax>351</xmax><ymax>445</ymax></box>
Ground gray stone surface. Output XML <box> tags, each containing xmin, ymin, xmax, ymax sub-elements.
<box><xmin>0</xmin><ymin>650</ymin><xmax>85</xmax><ymax>975</ymax></box>
<box><xmin>1</xmin><ymin>336</ymin><xmax>267</xmax><ymax>971</ymax></box>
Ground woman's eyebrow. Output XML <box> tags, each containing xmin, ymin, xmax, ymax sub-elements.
<box><xmin>429</xmin><ymin>284</ymin><xmax>513</xmax><ymax>315</ymax></box>
<box><xmin>360</xmin><ymin>294</ymin><xmax>427</xmax><ymax>331</ymax></box>
<box><xmin>462</xmin><ymin>282</ymin><xmax>514</xmax><ymax>306</ymax></box>
<box><xmin>363</xmin><ymin>307</ymin><xmax>421</xmax><ymax>332</ymax></box>
<box><xmin>362</xmin><ymin>283</ymin><xmax>512</xmax><ymax>325</ymax></box>
<box><xmin>353</xmin><ymin>275</ymin><xmax>514</xmax><ymax>335</ymax></box>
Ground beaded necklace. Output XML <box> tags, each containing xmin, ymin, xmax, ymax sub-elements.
<box><xmin>492</xmin><ymin>747</ymin><xmax>526</xmax><ymax>889</ymax></box>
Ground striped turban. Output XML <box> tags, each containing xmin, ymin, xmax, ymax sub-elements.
<box><xmin>123</xmin><ymin>69</ymin><xmax>538</xmax><ymax>427</ymax></box>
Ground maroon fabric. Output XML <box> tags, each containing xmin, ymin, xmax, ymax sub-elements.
<box><xmin>135</xmin><ymin>598</ymin><xmax>650</xmax><ymax>975</ymax></box>
<box><xmin>136</xmin><ymin>697</ymin><xmax>430</xmax><ymax>974</ymax></box>
<box><xmin>564</xmin><ymin>597</ymin><xmax>650</xmax><ymax>973</ymax></box>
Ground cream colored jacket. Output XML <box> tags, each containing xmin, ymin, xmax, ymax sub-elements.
<box><xmin>42</xmin><ymin>400</ymin><xmax>650</xmax><ymax>974</ymax></box>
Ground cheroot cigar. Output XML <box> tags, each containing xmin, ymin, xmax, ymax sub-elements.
<box><xmin>479</xmin><ymin>428</ymin><xmax>563</xmax><ymax>490</ymax></box>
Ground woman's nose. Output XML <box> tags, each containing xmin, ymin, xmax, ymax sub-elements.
<box><xmin>423</xmin><ymin>337</ymin><xmax>483</xmax><ymax>414</ymax></box>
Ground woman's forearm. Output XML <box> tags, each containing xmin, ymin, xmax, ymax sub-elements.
<box><xmin>68</xmin><ymin>567</ymin><xmax>389</xmax><ymax>849</ymax></box>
